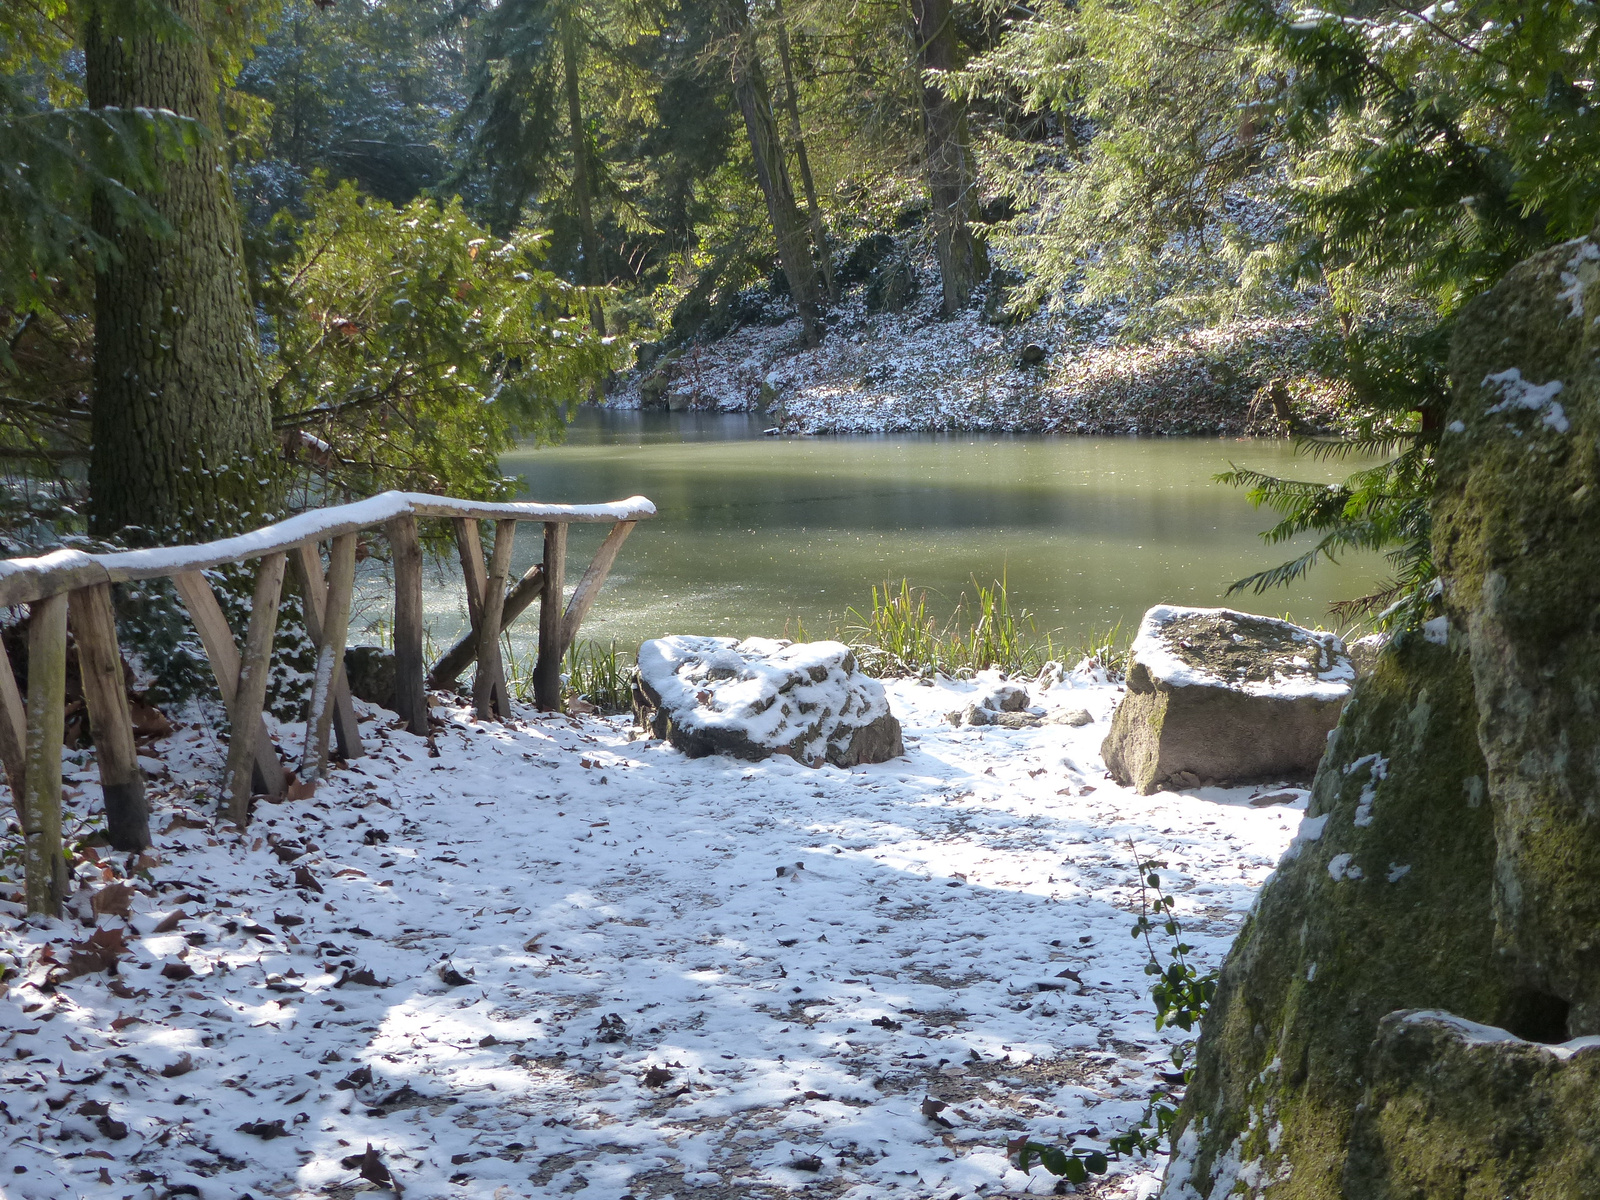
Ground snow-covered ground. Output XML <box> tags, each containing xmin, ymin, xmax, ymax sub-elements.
<box><xmin>0</xmin><ymin>670</ymin><xmax>1305</xmax><ymax>1200</ymax></box>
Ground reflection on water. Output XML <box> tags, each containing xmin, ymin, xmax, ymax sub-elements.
<box><xmin>370</xmin><ymin>409</ymin><xmax>1386</xmax><ymax>663</ymax></box>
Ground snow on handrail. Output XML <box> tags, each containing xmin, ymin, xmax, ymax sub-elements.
<box><xmin>0</xmin><ymin>491</ymin><xmax>656</xmax><ymax>608</ymax></box>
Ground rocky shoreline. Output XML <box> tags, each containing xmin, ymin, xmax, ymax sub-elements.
<box><xmin>610</xmin><ymin>259</ymin><xmax>1355</xmax><ymax>439</ymax></box>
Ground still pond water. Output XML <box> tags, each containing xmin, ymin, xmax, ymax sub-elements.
<box><xmin>396</xmin><ymin>410</ymin><xmax>1385</xmax><ymax>662</ymax></box>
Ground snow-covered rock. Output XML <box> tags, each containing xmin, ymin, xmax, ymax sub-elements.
<box><xmin>1102</xmin><ymin>606</ymin><xmax>1354</xmax><ymax>794</ymax></box>
<box><xmin>634</xmin><ymin>635</ymin><xmax>904</xmax><ymax>766</ymax></box>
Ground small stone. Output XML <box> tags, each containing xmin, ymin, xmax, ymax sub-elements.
<box><xmin>1018</xmin><ymin>342</ymin><xmax>1047</xmax><ymax>365</ymax></box>
<box><xmin>1062</xmin><ymin>709</ymin><xmax>1093</xmax><ymax>727</ymax></box>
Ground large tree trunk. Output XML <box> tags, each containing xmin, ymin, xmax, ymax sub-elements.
<box><xmin>720</xmin><ymin>0</ymin><xmax>823</xmax><ymax>344</ymax></box>
<box><xmin>772</xmin><ymin>0</ymin><xmax>835</xmax><ymax>302</ymax></box>
<box><xmin>83</xmin><ymin>0</ymin><xmax>277</xmax><ymax>543</ymax></box>
<box><xmin>910</xmin><ymin>0</ymin><xmax>987</xmax><ymax>314</ymax></box>
<box><xmin>561</xmin><ymin>7</ymin><xmax>606</xmax><ymax>336</ymax></box>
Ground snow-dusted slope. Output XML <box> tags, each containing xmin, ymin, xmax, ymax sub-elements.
<box><xmin>0</xmin><ymin>672</ymin><xmax>1303</xmax><ymax>1200</ymax></box>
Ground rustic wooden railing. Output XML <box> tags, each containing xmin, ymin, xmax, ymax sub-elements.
<box><xmin>0</xmin><ymin>491</ymin><xmax>654</xmax><ymax>916</ymax></box>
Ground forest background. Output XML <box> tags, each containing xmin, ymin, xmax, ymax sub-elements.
<box><xmin>2</xmin><ymin>0</ymin><xmax>1598</xmax><ymax>628</ymax></box>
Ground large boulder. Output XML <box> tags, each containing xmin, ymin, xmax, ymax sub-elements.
<box><xmin>634</xmin><ymin>636</ymin><xmax>903</xmax><ymax>767</ymax></box>
<box><xmin>1161</xmin><ymin>635</ymin><xmax>1510</xmax><ymax>1200</ymax></box>
<box><xmin>1161</xmin><ymin>224</ymin><xmax>1600</xmax><ymax>1199</ymax></box>
<box><xmin>1436</xmin><ymin>228</ymin><xmax>1600</xmax><ymax>1032</ymax></box>
<box><xmin>1102</xmin><ymin>606</ymin><xmax>1353</xmax><ymax>794</ymax></box>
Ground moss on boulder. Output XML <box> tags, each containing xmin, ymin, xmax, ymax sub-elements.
<box><xmin>1344</xmin><ymin>1011</ymin><xmax>1600</xmax><ymax>1197</ymax></box>
<box><xmin>1436</xmin><ymin>232</ymin><xmax>1600</xmax><ymax>1033</ymax></box>
<box><xmin>1161</xmin><ymin>636</ymin><xmax>1508</xmax><ymax>1199</ymax></box>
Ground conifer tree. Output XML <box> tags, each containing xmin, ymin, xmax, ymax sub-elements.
<box><xmin>82</xmin><ymin>0</ymin><xmax>279</xmax><ymax>542</ymax></box>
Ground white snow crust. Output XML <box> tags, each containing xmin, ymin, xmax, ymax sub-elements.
<box><xmin>0</xmin><ymin>675</ymin><xmax>1303</xmax><ymax>1199</ymax></box>
<box><xmin>1396</xmin><ymin>1011</ymin><xmax>1600</xmax><ymax>1060</ymax></box>
<box><xmin>1131</xmin><ymin>606</ymin><xmax>1353</xmax><ymax>701</ymax></box>
<box><xmin>1482</xmin><ymin>368</ymin><xmax>1569</xmax><ymax>435</ymax></box>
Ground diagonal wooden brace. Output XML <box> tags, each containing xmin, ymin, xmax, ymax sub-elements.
<box><xmin>300</xmin><ymin>533</ymin><xmax>358</xmax><ymax>782</ymax></box>
<box><xmin>290</xmin><ymin>542</ymin><xmax>364</xmax><ymax>760</ymax></box>
<box><xmin>172</xmin><ymin>570</ymin><xmax>287</xmax><ymax>797</ymax></box>
<box><xmin>223</xmin><ymin>554</ymin><xmax>286</xmax><ymax>826</ymax></box>
<box><xmin>69</xmin><ymin>583</ymin><xmax>150</xmax><ymax>850</ymax></box>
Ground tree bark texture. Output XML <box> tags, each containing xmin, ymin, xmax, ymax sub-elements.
<box><xmin>561</xmin><ymin>7</ymin><xmax>607</xmax><ymax>336</ymax></box>
<box><xmin>910</xmin><ymin>0</ymin><xmax>987</xmax><ymax>314</ymax></box>
<box><xmin>84</xmin><ymin>0</ymin><xmax>278</xmax><ymax>543</ymax></box>
<box><xmin>721</xmin><ymin>0</ymin><xmax>824</xmax><ymax>344</ymax></box>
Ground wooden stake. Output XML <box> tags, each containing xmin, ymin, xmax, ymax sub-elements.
<box><xmin>388</xmin><ymin>514</ymin><xmax>428</xmax><ymax>735</ymax></box>
<box><xmin>68</xmin><ymin>583</ymin><xmax>149</xmax><ymax>851</ymax></box>
<box><xmin>534</xmin><ymin>522</ymin><xmax>568</xmax><ymax>711</ymax></box>
<box><xmin>289</xmin><ymin>542</ymin><xmax>363</xmax><ymax>759</ymax></box>
<box><xmin>428</xmin><ymin>562</ymin><xmax>543</xmax><ymax>690</ymax></box>
<box><xmin>0</xmin><ymin>638</ymin><xmax>27</xmax><ymax>805</ymax></box>
<box><xmin>301</xmin><ymin>533</ymin><xmax>357</xmax><ymax>782</ymax></box>
<box><xmin>560</xmin><ymin>520</ymin><xmax>637</xmax><ymax>655</ymax></box>
<box><xmin>171</xmin><ymin>571</ymin><xmax>287</xmax><ymax>797</ymax></box>
<box><xmin>474</xmin><ymin>521</ymin><xmax>517</xmax><ymax>720</ymax></box>
<box><xmin>223</xmin><ymin>554</ymin><xmax>286</xmax><ymax>826</ymax></box>
<box><xmin>21</xmin><ymin>593</ymin><xmax>67</xmax><ymax>916</ymax></box>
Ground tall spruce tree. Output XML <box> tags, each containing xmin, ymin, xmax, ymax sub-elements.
<box><xmin>911</xmin><ymin>0</ymin><xmax>986</xmax><ymax>314</ymax></box>
<box><xmin>83</xmin><ymin>0</ymin><xmax>277</xmax><ymax>542</ymax></box>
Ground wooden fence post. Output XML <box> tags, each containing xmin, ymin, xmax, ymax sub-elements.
<box><xmin>534</xmin><ymin>522</ymin><xmax>568</xmax><ymax>711</ymax></box>
<box><xmin>300</xmin><ymin>533</ymin><xmax>357</xmax><ymax>782</ymax></box>
<box><xmin>289</xmin><ymin>543</ymin><xmax>363</xmax><ymax>759</ymax></box>
<box><xmin>387</xmin><ymin>514</ymin><xmax>428</xmax><ymax>735</ymax></box>
<box><xmin>0</xmin><ymin>639</ymin><xmax>28</xmax><ymax>805</ymax></box>
<box><xmin>223</xmin><ymin>554</ymin><xmax>286</xmax><ymax>826</ymax></box>
<box><xmin>21</xmin><ymin>594</ymin><xmax>67</xmax><ymax>916</ymax></box>
<box><xmin>474</xmin><ymin>521</ymin><xmax>516</xmax><ymax>720</ymax></box>
<box><xmin>171</xmin><ymin>571</ymin><xmax>288</xmax><ymax>797</ymax></box>
<box><xmin>68</xmin><ymin>583</ymin><xmax>149</xmax><ymax>851</ymax></box>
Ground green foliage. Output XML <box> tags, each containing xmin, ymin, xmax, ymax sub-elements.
<box><xmin>233</xmin><ymin>0</ymin><xmax>468</xmax><ymax>215</ymax></box>
<box><xmin>1214</xmin><ymin>2</ymin><xmax>1600</xmax><ymax>626</ymax></box>
<box><xmin>262</xmin><ymin>179</ymin><xmax>622</xmax><ymax>503</ymax></box>
<box><xmin>0</xmin><ymin>3</ymin><xmax>199</xmax><ymax>315</ymax></box>
<box><xmin>950</xmin><ymin>0</ymin><xmax>1296</xmax><ymax>333</ymax></box>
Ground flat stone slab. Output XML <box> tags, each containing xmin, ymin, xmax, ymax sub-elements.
<box><xmin>1101</xmin><ymin>605</ymin><xmax>1353</xmax><ymax>793</ymax></box>
<box><xmin>635</xmin><ymin>636</ymin><xmax>903</xmax><ymax>767</ymax></box>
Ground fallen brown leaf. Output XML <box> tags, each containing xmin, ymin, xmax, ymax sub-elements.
<box><xmin>152</xmin><ymin>910</ymin><xmax>185</xmax><ymax>933</ymax></box>
<box><xmin>63</xmin><ymin>927</ymin><xmax>129</xmax><ymax>980</ymax></box>
<box><xmin>90</xmin><ymin>883</ymin><xmax>136</xmax><ymax>919</ymax></box>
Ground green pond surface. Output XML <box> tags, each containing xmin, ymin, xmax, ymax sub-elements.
<box><xmin>383</xmin><ymin>409</ymin><xmax>1387</xmax><ymax>663</ymax></box>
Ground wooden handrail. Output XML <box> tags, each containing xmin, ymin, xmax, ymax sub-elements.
<box><xmin>0</xmin><ymin>491</ymin><xmax>655</xmax><ymax>607</ymax></box>
<box><xmin>0</xmin><ymin>490</ymin><xmax>654</xmax><ymax>916</ymax></box>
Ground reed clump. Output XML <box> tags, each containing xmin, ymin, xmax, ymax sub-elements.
<box><xmin>507</xmin><ymin>637</ymin><xmax>636</xmax><ymax>714</ymax></box>
<box><xmin>843</xmin><ymin>577</ymin><xmax>1129</xmax><ymax>680</ymax></box>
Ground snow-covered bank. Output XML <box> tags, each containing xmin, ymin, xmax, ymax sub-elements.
<box><xmin>612</xmin><ymin>293</ymin><xmax>1349</xmax><ymax>439</ymax></box>
<box><xmin>0</xmin><ymin>672</ymin><xmax>1304</xmax><ymax>1200</ymax></box>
